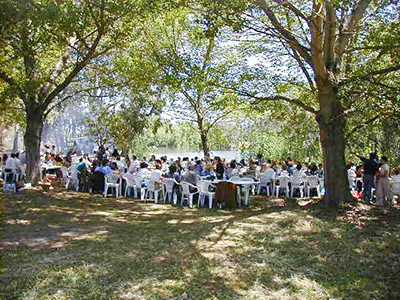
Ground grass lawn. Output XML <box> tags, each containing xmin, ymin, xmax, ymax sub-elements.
<box><xmin>1</xmin><ymin>189</ymin><xmax>399</xmax><ymax>300</ymax></box>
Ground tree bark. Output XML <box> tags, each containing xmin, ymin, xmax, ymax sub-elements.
<box><xmin>200</xmin><ymin>131</ymin><xmax>210</xmax><ymax>157</ymax></box>
<box><xmin>24</xmin><ymin>107</ymin><xmax>44</xmax><ymax>185</ymax></box>
<box><xmin>317</xmin><ymin>86</ymin><xmax>352</xmax><ymax>208</ymax></box>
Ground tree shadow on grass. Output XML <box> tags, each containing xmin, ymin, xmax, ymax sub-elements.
<box><xmin>1</xmin><ymin>191</ymin><xmax>399</xmax><ymax>299</ymax></box>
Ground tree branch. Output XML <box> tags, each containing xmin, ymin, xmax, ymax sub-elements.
<box><xmin>232</xmin><ymin>87</ymin><xmax>318</xmax><ymax>115</ymax></box>
<box><xmin>42</xmin><ymin>27</ymin><xmax>105</xmax><ymax>109</ymax></box>
<box><xmin>205</xmin><ymin>108</ymin><xmax>236</xmax><ymax>133</ymax></box>
<box><xmin>253</xmin><ymin>0</ymin><xmax>313</xmax><ymax>68</ymax></box>
<box><xmin>40</xmin><ymin>36</ymin><xmax>77</xmax><ymax>98</ymax></box>
<box><xmin>345</xmin><ymin>114</ymin><xmax>380</xmax><ymax>140</ymax></box>
<box><xmin>340</xmin><ymin>63</ymin><xmax>400</xmax><ymax>86</ymax></box>
<box><xmin>337</xmin><ymin>0</ymin><xmax>372</xmax><ymax>58</ymax></box>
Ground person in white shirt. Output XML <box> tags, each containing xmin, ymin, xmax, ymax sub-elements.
<box><xmin>137</xmin><ymin>162</ymin><xmax>151</xmax><ymax>181</ymax></box>
<box><xmin>129</xmin><ymin>155</ymin><xmax>140</xmax><ymax>173</ymax></box>
<box><xmin>292</xmin><ymin>164</ymin><xmax>306</xmax><ymax>178</ymax></box>
<box><xmin>376</xmin><ymin>156</ymin><xmax>391</xmax><ymax>206</ymax></box>
<box><xmin>149</xmin><ymin>164</ymin><xmax>163</xmax><ymax>182</ymax></box>
<box><xmin>263</xmin><ymin>165</ymin><xmax>275</xmax><ymax>179</ymax></box>
<box><xmin>115</xmin><ymin>156</ymin><xmax>125</xmax><ymax>171</ymax></box>
<box><xmin>12</xmin><ymin>153</ymin><xmax>21</xmax><ymax>173</ymax></box>
<box><xmin>5</xmin><ymin>153</ymin><xmax>15</xmax><ymax>171</ymax></box>
<box><xmin>391</xmin><ymin>168</ymin><xmax>400</xmax><ymax>201</ymax></box>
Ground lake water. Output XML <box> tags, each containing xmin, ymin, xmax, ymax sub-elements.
<box><xmin>152</xmin><ymin>150</ymin><xmax>242</xmax><ymax>161</ymax></box>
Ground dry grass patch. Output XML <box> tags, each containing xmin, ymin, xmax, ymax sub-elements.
<box><xmin>1</xmin><ymin>190</ymin><xmax>399</xmax><ymax>299</ymax></box>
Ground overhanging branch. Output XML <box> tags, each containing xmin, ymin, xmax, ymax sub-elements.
<box><xmin>345</xmin><ymin>114</ymin><xmax>380</xmax><ymax>140</ymax></box>
<box><xmin>340</xmin><ymin>63</ymin><xmax>400</xmax><ymax>86</ymax></box>
<box><xmin>233</xmin><ymin>88</ymin><xmax>318</xmax><ymax>115</ymax></box>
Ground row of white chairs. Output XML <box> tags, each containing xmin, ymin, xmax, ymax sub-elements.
<box><xmin>123</xmin><ymin>175</ymin><xmax>215</xmax><ymax>209</ymax></box>
<box><xmin>0</xmin><ymin>167</ymin><xmax>24</xmax><ymax>183</ymax></box>
<box><xmin>257</xmin><ymin>174</ymin><xmax>323</xmax><ymax>198</ymax></box>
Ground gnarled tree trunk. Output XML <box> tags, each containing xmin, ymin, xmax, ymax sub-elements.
<box><xmin>200</xmin><ymin>130</ymin><xmax>210</xmax><ymax>157</ymax></box>
<box><xmin>24</xmin><ymin>106</ymin><xmax>44</xmax><ymax>185</ymax></box>
<box><xmin>317</xmin><ymin>85</ymin><xmax>352</xmax><ymax>208</ymax></box>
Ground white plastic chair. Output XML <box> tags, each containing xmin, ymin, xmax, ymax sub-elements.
<box><xmin>144</xmin><ymin>180</ymin><xmax>163</xmax><ymax>203</ymax></box>
<box><xmin>180</xmin><ymin>182</ymin><xmax>199</xmax><ymax>208</ymax></box>
<box><xmin>229</xmin><ymin>176</ymin><xmax>242</xmax><ymax>204</ymax></box>
<box><xmin>275</xmin><ymin>176</ymin><xmax>290</xmax><ymax>198</ymax></box>
<box><xmin>66</xmin><ymin>169</ymin><xmax>80</xmax><ymax>191</ymax></box>
<box><xmin>197</xmin><ymin>180</ymin><xmax>215</xmax><ymax>209</ymax></box>
<box><xmin>304</xmin><ymin>176</ymin><xmax>321</xmax><ymax>197</ymax></box>
<box><xmin>133</xmin><ymin>175</ymin><xmax>146</xmax><ymax>200</ymax></box>
<box><xmin>103</xmin><ymin>173</ymin><xmax>120</xmax><ymax>198</ymax></box>
<box><xmin>163</xmin><ymin>178</ymin><xmax>179</xmax><ymax>204</ymax></box>
<box><xmin>257</xmin><ymin>173</ymin><xmax>274</xmax><ymax>195</ymax></box>
<box><xmin>291</xmin><ymin>176</ymin><xmax>304</xmax><ymax>198</ymax></box>
<box><xmin>240</xmin><ymin>177</ymin><xmax>256</xmax><ymax>204</ymax></box>
<box><xmin>123</xmin><ymin>175</ymin><xmax>136</xmax><ymax>198</ymax></box>
<box><xmin>3</xmin><ymin>168</ymin><xmax>14</xmax><ymax>183</ymax></box>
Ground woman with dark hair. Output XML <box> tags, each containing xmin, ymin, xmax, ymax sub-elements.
<box><xmin>214</xmin><ymin>156</ymin><xmax>225</xmax><ymax>180</ymax></box>
<box><xmin>165</xmin><ymin>163</ymin><xmax>181</xmax><ymax>181</ymax></box>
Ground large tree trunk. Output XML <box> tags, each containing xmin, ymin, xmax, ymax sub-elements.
<box><xmin>200</xmin><ymin>131</ymin><xmax>210</xmax><ymax>157</ymax></box>
<box><xmin>24</xmin><ymin>107</ymin><xmax>44</xmax><ymax>185</ymax></box>
<box><xmin>317</xmin><ymin>86</ymin><xmax>352</xmax><ymax>208</ymax></box>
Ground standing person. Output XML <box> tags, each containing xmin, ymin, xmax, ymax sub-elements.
<box><xmin>2</xmin><ymin>154</ymin><xmax>8</xmax><ymax>166</ymax></box>
<box><xmin>13</xmin><ymin>152</ymin><xmax>21</xmax><ymax>173</ymax></box>
<box><xmin>376</xmin><ymin>156</ymin><xmax>391</xmax><ymax>206</ymax></box>
<box><xmin>5</xmin><ymin>153</ymin><xmax>15</xmax><ymax>171</ymax></box>
<box><xmin>362</xmin><ymin>153</ymin><xmax>379</xmax><ymax>203</ymax></box>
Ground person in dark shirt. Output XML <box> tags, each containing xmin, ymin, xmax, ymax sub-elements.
<box><xmin>214</xmin><ymin>156</ymin><xmax>225</xmax><ymax>180</ymax></box>
<box><xmin>362</xmin><ymin>152</ymin><xmax>379</xmax><ymax>203</ymax></box>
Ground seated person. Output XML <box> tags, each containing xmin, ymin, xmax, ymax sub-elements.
<box><xmin>213</xmin><ymin>156</ymin><xmax>225</xmax><ymax>180</ymax></box>
<box><xmin>292</xmin><ymin>164</ymin><xmax>306</xmax><ymax>178</ymax></box>
<box><xmin>182</xmin><ymin>162</ymin><xmax>199</xmax><ymax>188</ymax></box>
<box><xmin>194</xmin><ymin>160</ymin><xmax>203</xmax><ymax>175</ymax></box>
<box><xmin>163</xmin><ymin>163</ymin><xmax>181</xmax><ymax>181</ymax></box>
<box><xmin>280</xmin><ymin>164</ymin><xmax>290</xmax><ymax>177</ymax></box>
<box><xmin>149</xmin><ymin>163</ymin><xmax>163</xmax><ymax>182</ymax></box>
<box><xmin>243</xmin><ymin>161</ymin><xmax>258</xmax><ymax>180</ymax></box>
<box><xmin>95</xmin><ymin>159</ymin><xmax>112</xmax><ymax>176</ymax></box>
<box><xmin>201</xmin><ymin>163</ymin><xmax>216</xmax><ymax>179</ymax></box>
<box><xmin>225</xmin><ymin>160</ymin><xmax>239</xmax><ymax>179</ymax></box>
<box><xmin>137</xmin><ymin>162</ymin><xmax>151</xmax><ymax>181</ymax></box>
<box><xmin>260</xmin><ymin>162</ymin><xmax>268</xmax><ymax>173</ymax></box>
<box><xmin>262</xmin><ymin>163</ymin><xmax>275</xmax><ymax>179</ymax></box>
<box><xmin>54</xmin><ymin>155</ymin><xmax>63</xmax><ymax>166</ymax></box>
<box><xmin>115</xmin><ymin>156</ymin><xmax>125</xmax><ymax>171</ymax></box>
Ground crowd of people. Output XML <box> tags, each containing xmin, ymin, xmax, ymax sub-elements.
<box><xmin>1</xmin><ymin>145</ymin><xmax>399</xmax><ymax>206</ymax></box>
